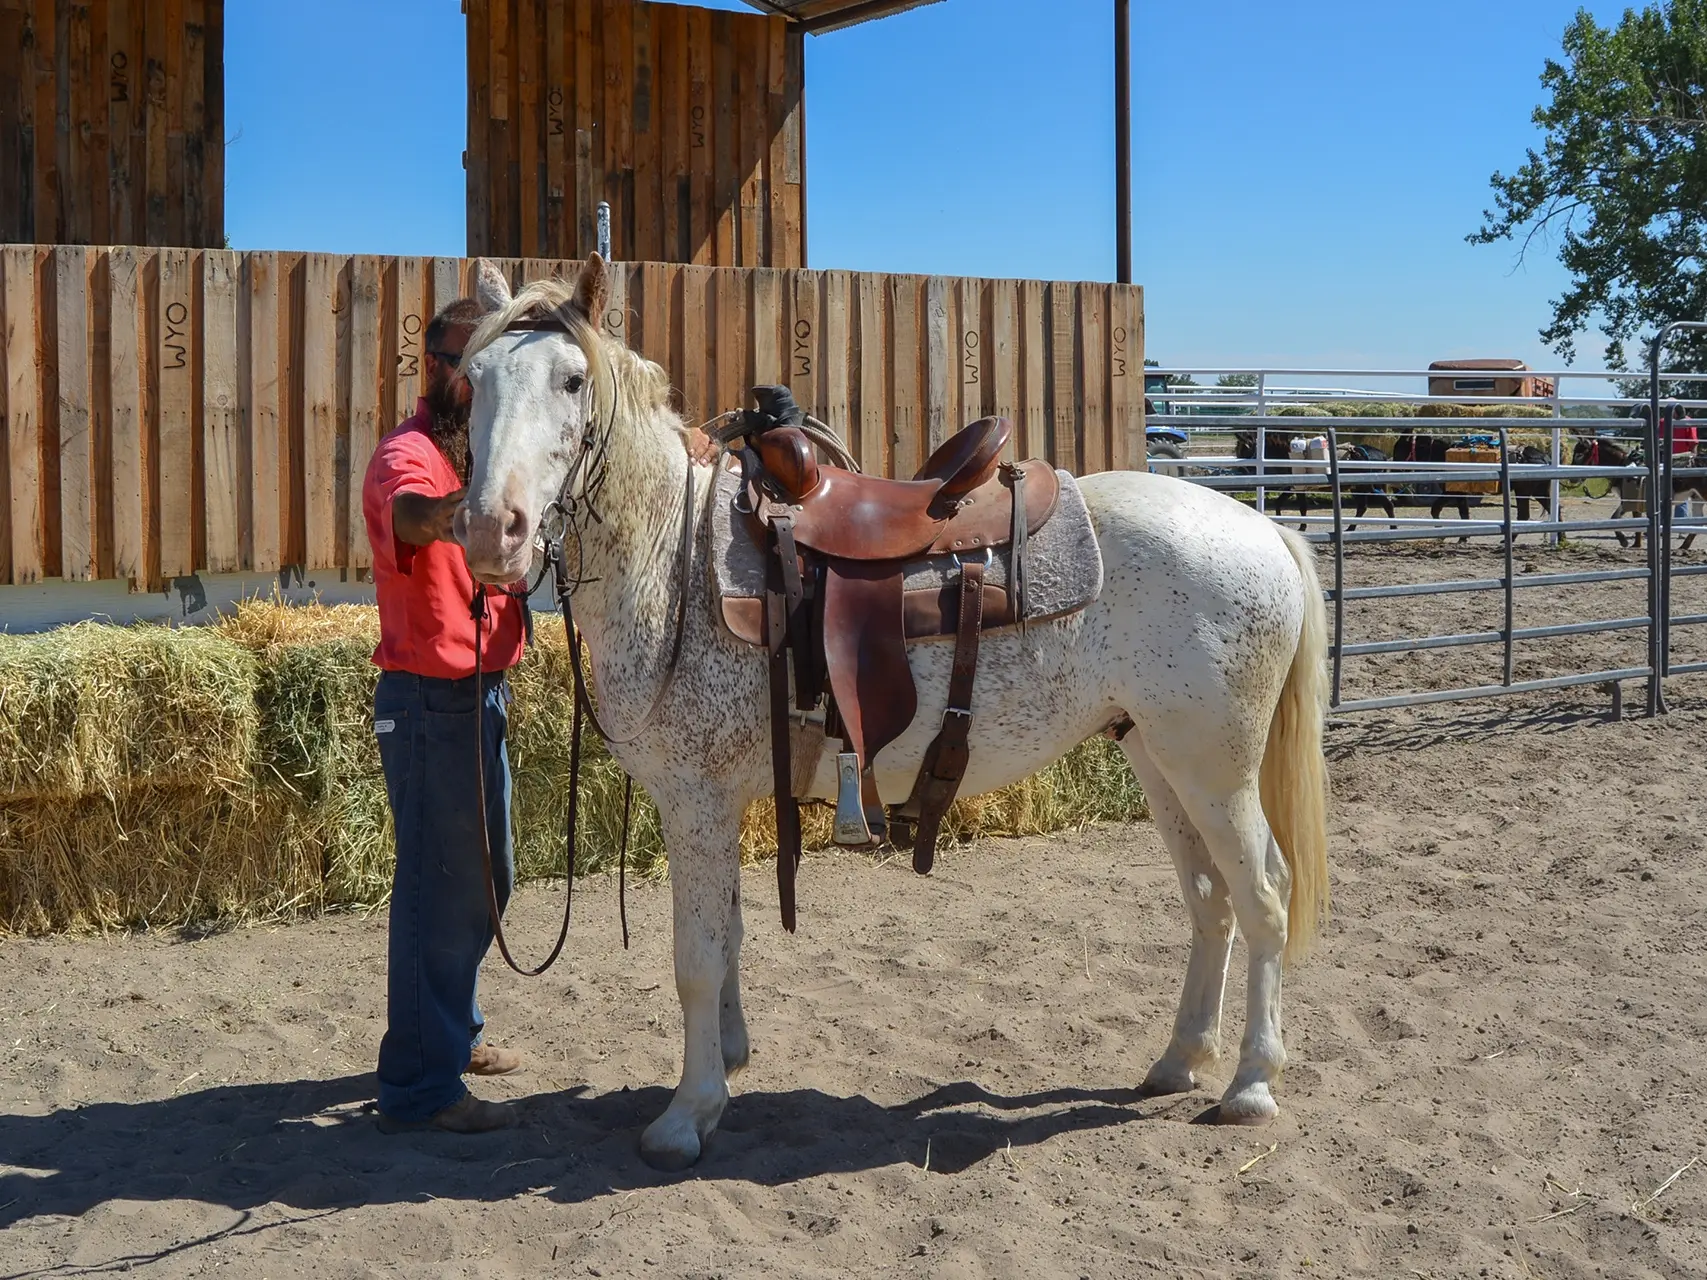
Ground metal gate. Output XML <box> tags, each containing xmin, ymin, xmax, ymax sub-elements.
<box><xmin>1144</xmin><ymin>361</ymin><xmax>1707</xmax><ymax>716</ymax></box>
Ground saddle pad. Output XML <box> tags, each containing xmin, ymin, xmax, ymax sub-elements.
<box><xmin>710</xmin><ymin>463</ymin><xmax>1104</xmax><ymax>647</ymax></box>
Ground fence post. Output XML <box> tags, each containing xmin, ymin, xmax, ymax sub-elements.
<box><xmin>1255</xmin><ymin>372</ymin><xmax>1268</xmax><ymax>517</ymax></box>
<box><xmin>1499</xmin><ymin>425</ymin><xmax>1514</xmax><ymax>686</ymax></box>
<box><xmin>1327</xmin><ymin>425</ymin><xmax>1345</xmax><ymax>709</ymax></box>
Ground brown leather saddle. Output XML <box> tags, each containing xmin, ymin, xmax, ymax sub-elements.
<box><xmin>716</xmin><ymin>387</ymin><xmax>1062</xmax><ymax>931</ymax></box>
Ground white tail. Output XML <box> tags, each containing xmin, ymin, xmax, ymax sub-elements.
<box><xmin>1260</xmin><ymin>525</ymin><xmax>1331</xmax><ymax>961</ymax></box>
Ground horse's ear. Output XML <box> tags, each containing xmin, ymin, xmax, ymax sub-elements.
<box><xmin>574</xmin><ymin>253</ymin><xmax>610</xmax><ymax>324</ymax></box>
<box><xmin>473</xmin><ymin>259</ymin><xmax>512</xmax><ymax>314</ymax></box>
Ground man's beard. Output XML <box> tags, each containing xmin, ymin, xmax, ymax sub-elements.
<box><xmin>423</xmin><ymin>378</ymin><xmax>471</xmax><ymax>483</ymax></box>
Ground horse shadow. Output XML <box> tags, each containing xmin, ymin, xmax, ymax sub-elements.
<box><xmin>0</xmin><ymin>1071</ymin><xmax>1173</xmax><ymax>1258</ymax></box>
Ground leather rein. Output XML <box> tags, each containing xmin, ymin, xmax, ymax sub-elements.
<box><xmin>467</xmin><ymin>315</ymin><xmax>699</xmax><ymax>977</ymax></box>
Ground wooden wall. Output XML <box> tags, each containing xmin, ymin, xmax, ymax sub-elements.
<box><xmin>466</xmin><ymin>0</ymin><xmax>805</xmax><ymax>268</ymax></box>
<box><xmin>0</xmin><ymin>245</ymin><xmax>1144</xmax><ymax>588</ymax></box>
<box><xmin>0</xmin><ymin>0</ymin><xmax>225</xmax><ymax>248</ymax></box>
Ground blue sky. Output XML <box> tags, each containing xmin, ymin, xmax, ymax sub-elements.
<box><xmin>224</xmin><ymin>0</ymin><xmax>1636</xmax><ymax>384</ymax></box>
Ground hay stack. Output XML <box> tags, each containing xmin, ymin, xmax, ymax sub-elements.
<box><xmin>0</xmin><ymin>603</ymin><xmax>1145</xmax><ymax>935</ymax></box>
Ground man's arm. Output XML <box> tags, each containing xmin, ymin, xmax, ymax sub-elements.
<box><xmin>392</xmin><ymin>489</ymin><xmax>465</xmax><ymax>547</ymax></box>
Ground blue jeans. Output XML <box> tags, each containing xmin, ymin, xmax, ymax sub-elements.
<box><xmin>373</xmin><ymin>669</ymin><xmax>515</xmax><ymax>1121</ymax></box>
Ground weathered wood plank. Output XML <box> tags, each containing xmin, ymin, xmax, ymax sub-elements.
<box><xmin>466</xmin><ymin>0</ymin><xmax>491</xmax><ymax>255</ymax></box>
<box><xmin>572</xmin><ymin>0</ymin><xmax>593</xmax><ymax>255</ymax></box>
<box><xmin>54</xmin><ymin>247</ymin><xmax>95</xmax><ymax>580</ymax></box>
<box><xmin>516</xmin><ymin>0</ymin><xmax>540</xmax><ymax>258</ymax></box>
<box><xmin>1109</xmin><ymin>284</ymin><xmax>1144</xmax><ymax>471</ymax></box>
<box><xmin>544</xmin><ymin>0</ymin><xmax>567</xmax><ymax>258</ymax></box>
<box><xmin>686</xmin><ymin>4</ymin><xmax>712</xmax><ymax>266</ymax></box>
<box><xmin>679</xmin><ymin>263</ymin><xmax>710</xmax><ymax>428</ymax></box>
<box><xmin>3</xmin><ymin>247</ymin><xmax>43</xmax><ymax>583</ymax></box>
<box><xmin>182</xmin><ymin>0</ymin><xmax>205</xmax><ymax>246</ymax></box>
<box><xmin>988</xmin><ymin>278</ymin><xmax>1019</xmax><ymax>462</ymax></box>
<box><xmin>714</xmin><ymin>267</ymin><xmax>746</xmax><ymax>423</ymax></box>
<box><xmin>244</xmin><ymin>251</ymin><xmax>280</xmax><ymax>572</ymax></box>
<box><xmin>489</xmin><ymin>0</ymin><xmax>513</xmax><ymax>258</ymax></box>
<box><xmin>787</xmin><ymin>269</ymin><xmax>819</xmax><ymax>418</ymax></box>
<box><xmin>960</xmin><ymin>276</ymin><xmax>985</xmax><ymax>426</ymax></box>
<box><xmin>156</xmin><ymin>245</ymin><xmax>194</xmax><ymax>577</ymax></box>
<box><xmin>1020</xmin><ymin>278</ymin><xmax>1046</xmax><ymax>464</ymax></box>
<box><xmin>890</xmin><ymin>274</ymin><xmax>922</xmax><ymax>479</ymax></box>
<box><xmin>108</xmin><ymin>244</ymin><xmax>144</xmax><ymax>582</ymax></box>
<box><xmin>923</xmin><ymin>274</ymin><xmax>951</xmax><ymax>457</ymax></box>
<box><xmin>142</xmin><ymin>0</ymin><xmax>164</xmax><ymax>244</ymax></box>
<box><xmin>163</xmin><ymin>0</ymin><xmax>184</xmax><ymax>245</ymax></box>
<box><xmin>736</xmin><ymin>16</ymin><xmax>764</xmax><ymax>268</ymax></box>
<box><xmin>781</xmin><ymin>29</ymin><xmax>804</xmax><ymax>267</ymax></box>
<box><xmin>106</xmin><ymin>0</ymin><xmax>135</xmax><ymax>244</ymax></box>
<box><xmin>301</xmin><ymin>254</ymin><xmax>338</xmax><ymax>571</ymax></box>
<box><xmin>632</xmin><ymin>3</ymin><xmax>658</xmax><ymax>263</ymax></box>
<box><xmin>710</xmin><ymin>11</ymin><xmax>735</xmax><ymax>266</ymax></box>
<box><xmin>821</xmin><ymin>269</ymin><xmax>849</xmax><ymax>445</ymax></box>
<box><xmin>750</xmin><ymin>267</ymin><xmax>782</xmax><ymax>389</ymax></box>
<box><xmin>0</xmin><ymin>4</ymin><xmax>29</xmax><ymax>245</ymax></box>
<box><xmin>1048</xmin><ymin>283</ymin><xmax>1079</xmax><ymax>473</ymax></box>
<box><xmin>855</xmin><ymin>269</ymin><xmax>885</xmax><ymax>475</ymax></box>
<box><xmin>657</xmin><ymin>1</ymin><xmax>686</xmax><ymax>264</ymax></box>
<box><xmin>200</xmin><ymin>248</ymin><xmax>240</xmax><ymax>572</ymax></box>
<box><xmin>347</xmin><ymin>254</ymin><xmax>381</xmax><ymax>569</ymax></box>
<box><xmin>392</xmin><ymin>255</ymin><xmax>426</xmax><ymax>426</ymax></box>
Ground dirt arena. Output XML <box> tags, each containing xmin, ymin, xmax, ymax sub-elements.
<box><xmin>4</xmin><ymin>508</ymin><xmax>1706</xmax><ymax>1279</ymax></box>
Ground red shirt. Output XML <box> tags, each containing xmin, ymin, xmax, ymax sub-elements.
<box><xmin>362</xmin><ymin>401</ymin><xmax>526</xmax><ymax>678</ymax></box>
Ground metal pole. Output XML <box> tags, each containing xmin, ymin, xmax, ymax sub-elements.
<box><xmin>1115</xmin><ymin>0</ymin><xmax>1132</xmax><ymax>285</ymax></box>
<box><xmin>1328</xmin><ymin>427</ymin><xmax>1345</xmax><ymax>709</ymax></box>
<box><xmin>597</xmin><ymin>201</ymin><xmax>612</xmax><ymax>261</ymax></box>
<box><xmin>1647</xmin><ymin>330</ymin><xmax>1665</xmax><ymax>715</ymax></box>
<box><xmin>1548</xmin><ymin>384</ymin><xmax>1562</xmax><ymax>547</ymax></box>
<box><xmin>1499</xmin><ymin>426</ymin><xmax>1514</xmax><ymax>686</ymax></box>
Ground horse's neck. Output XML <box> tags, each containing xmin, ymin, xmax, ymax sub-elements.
<box><xmin>568</xmin><ymin>392</ymin><xmax>694</xmax><ymax>669</ymax></box>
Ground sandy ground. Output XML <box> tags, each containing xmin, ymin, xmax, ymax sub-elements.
<box><xmin>5</xmin><ymin>508</ymin><xmax>1707</xmax><ymax>1279</ymax></box>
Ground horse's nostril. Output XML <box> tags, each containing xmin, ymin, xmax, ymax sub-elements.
<box><xmin>503</xmin><ymin>507</ymin><xmax>528</xmax><ymax>541</ymax></box>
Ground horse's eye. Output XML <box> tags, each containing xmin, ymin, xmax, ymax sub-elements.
<box><xmin>566</xmin><ymin>374</ymin><xmax>585</xmax><ymax>394</ymax></box>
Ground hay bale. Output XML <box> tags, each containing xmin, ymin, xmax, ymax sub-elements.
<box><xmin>0</xmin><ymin>623</ymin><xmax>258</xmax><ymax>802</ymax></box>
<box><xmin>0</xmin><ymin>786</ymin><xmax>324</xmax><ymax>934</ymax></box>
<box><xmin>1</xmin><ymin>603</ymin><xmax>1153</xmax><ymax>934</ymax></box>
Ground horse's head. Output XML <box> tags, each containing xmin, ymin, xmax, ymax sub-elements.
<box><xmin>454</xmin><ymin>256</ymin><xmax>613</xmax><ymax>584</ymax></box>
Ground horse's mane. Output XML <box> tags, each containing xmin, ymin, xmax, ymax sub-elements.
<box><xmin>461</xmin><ymin>277</ymin><xmax>677</xmax><ymax>427</ymax></box>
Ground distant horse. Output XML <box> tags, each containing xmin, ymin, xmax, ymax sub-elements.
<box><xmin>1570</xmin><ymin>436</ymin><xmax>1702</xmax><ymax>551</ymax></box>
<box><xmin>1231</xmin><ymin>429</ymin><xmax>1395</xmax><ymax>530</ymax></box>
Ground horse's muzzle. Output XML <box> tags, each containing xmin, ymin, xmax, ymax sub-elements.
<box><xmin>459</xmin><ymin>502</ymin><xmax>533</xmax><ymax>584</ymax></box>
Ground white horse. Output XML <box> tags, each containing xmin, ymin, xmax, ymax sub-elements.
<box><xmin>454</xmin><ymin>256</ymin><xmax>1331</xmax><ymax>1171</ymax></box>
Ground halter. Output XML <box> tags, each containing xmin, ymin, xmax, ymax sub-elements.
<box><xmin>466</xmin><ymin>309</ymin><xmax>700</xmax><ymax>977</ymax></box>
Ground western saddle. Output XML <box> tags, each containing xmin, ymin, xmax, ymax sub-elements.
<box><xmin>716</xmin><ymin>387</ymin><xmax>1061</xmax><ymax>931</ymax></box>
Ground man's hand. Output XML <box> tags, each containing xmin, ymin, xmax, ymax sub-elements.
<box><xmin>393</xmin><ymin>489</ymin><xmax>466</xmax><ymax>547</ymax></box>
<box><xmin>685</xmin><ymin>426</ymin><xmax>722</xmax><ymax>466</ymax></box>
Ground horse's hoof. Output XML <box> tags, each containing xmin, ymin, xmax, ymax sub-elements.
<box><xmin>1216</xmin><ymin>1081</ymin><xmax>1279</xmax><ymax>1125</ymax></box>
<box><xmin>639</xmin><ymin>1114</ymin><xmax>705</xmax><ymax>1172</ymax></box>
<box><xmin>1138</xmin><ymin>1060</ymin><xmax>1199</xmax><ymax>1098</ymax></box>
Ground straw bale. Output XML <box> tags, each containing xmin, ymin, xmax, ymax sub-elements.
<box><xmin>0</xmin><ymin>623</ymin><xmax>258</xmax><ymax>802</ymax></box>
<box><xmin>0</xmin><ymin>786</ymin><xmax>324</xmax><ymax>934</ymax></box>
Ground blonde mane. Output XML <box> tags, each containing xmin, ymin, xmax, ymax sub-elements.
<box><xmin>461</xmin><ymin>277</ymin><xmax>677</xmax><ymax>430</ymax></box>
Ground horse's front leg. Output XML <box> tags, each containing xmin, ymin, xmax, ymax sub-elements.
<box><xmin>640</xmin><ymin>793</ymin><xmax>745</xmax><ymax>1171</ymax></box>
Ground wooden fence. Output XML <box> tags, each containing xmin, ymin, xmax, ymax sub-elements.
<box><xmin>466</xmin><ymin>0</ymin><xmax>804</xmax><ymax>268</ymax></box>
<box><xmin>0</xmin><ymin>0</ymin><xmax>225</xmax><ymax>248</ymax></box>
<box><xmin>0</xmin><ymin>245</ymin><xmax>1144</xmax><ymax>589</ymax></box>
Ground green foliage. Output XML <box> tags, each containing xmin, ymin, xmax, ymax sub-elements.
<box><xmin>1472</xmin><ymin>1</ymin><xmax>1707</xmax><ymax>368</ymax></box>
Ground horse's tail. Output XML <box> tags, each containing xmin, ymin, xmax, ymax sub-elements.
<box><xmin>1261</xmin><ymin>525</ymin><xmax>1331</xmax><ymax>963</ymax></box>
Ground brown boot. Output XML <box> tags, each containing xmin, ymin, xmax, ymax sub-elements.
<box><xmin>376</xmin><ymin>1092</ymin><xmax>515</xmax><ymax>1135</ymax></box>
<box><xmin>465</xmin><ymin>1044</ymin><xmax>523</xmax><ymax>1076</ymax></box>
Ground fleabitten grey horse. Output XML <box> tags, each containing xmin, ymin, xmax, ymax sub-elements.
<box><xmin>453</xmin><ymin>255</ymin><xmax>1331</xmax><ymax>1172</ymax></box>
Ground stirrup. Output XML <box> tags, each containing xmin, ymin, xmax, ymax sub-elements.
<box><xmin>833</xmin><ymin>752</ymin><xmax>874</xmax><ymax>846</ymax></box>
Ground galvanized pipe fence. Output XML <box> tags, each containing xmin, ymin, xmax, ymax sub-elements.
<box><xmin>1144</xmin><ymin>364</ymin><xmax>1707</xmax><ymax>716</ymax></box>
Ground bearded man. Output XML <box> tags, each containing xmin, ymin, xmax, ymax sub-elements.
<box><xmin>360</xmin><ymin>293</ymin><xmax>524</xmax><ymax>1134</ymax></box>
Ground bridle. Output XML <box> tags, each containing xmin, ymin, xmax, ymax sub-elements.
<box><xmin>466</xmin><ymin>311</ymin><xmax>700</xmax><ymax>977</ymax></box>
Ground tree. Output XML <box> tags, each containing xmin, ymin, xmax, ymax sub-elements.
<box><xmin>1471</xmin><ymin>0</ymin><xmax>1707</xmax><ymax>371</ymax></box>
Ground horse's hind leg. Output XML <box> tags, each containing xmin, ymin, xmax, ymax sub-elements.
<box><xmin>1164</xmin><ymin>776</ymin><xmax>1291</xmax><ymax>1124</ymax></box>
<box><xmin>1118</xmin><ymin>738</ymin><xmax>1235</xmax><ymax>1096</ymax></box>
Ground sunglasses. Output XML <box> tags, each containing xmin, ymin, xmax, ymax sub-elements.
<box><xmin>427</xmin><ymin>349</ymin><xmax>463</xmax><ymax>367</ymax></box>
